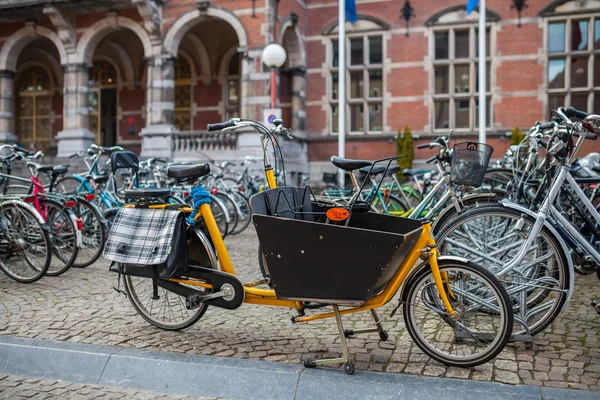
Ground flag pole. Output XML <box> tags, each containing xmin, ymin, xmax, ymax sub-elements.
<box><xmin>478</xmin><ymin>0</ymin><xmax>486</xmax><ymax>144</ymax></box>
<box><xmin>338</xmin><ymin>0</ymin><xmax>346</xmax><ymax>187</ymax></box>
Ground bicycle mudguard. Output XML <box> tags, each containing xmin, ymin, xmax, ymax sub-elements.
<box><xmin>500</xmin><ymin>199</ymin><xmax>575</xmax><ymax>311</ymax></box>
<box><xmin>0</xmin><ymin>200</ymin><xmax>45</xmax><ymax>224</ymax></box>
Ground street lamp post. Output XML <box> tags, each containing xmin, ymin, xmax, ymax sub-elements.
<box><xmin>262</xmin><ymin>43</ymin><xmax>287</xmax><ymax>108</ymax></box>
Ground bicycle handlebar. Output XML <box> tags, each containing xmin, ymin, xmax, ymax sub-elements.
<box><xmin>561</xmin><ymin>107</ymin><xmax>589</xmax><ymax>120</ymax></box>
<box><xmin>207</xmin><ymin>120</ymin><xmax>236</xmax><ymax>131</ymax></box>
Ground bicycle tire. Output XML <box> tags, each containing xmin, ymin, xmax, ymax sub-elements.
<box><xmin>432</xmin><ymin>193</ymin><xmax>504</xmax><ymax>236</ymax></box>
<box><xmin>0</xmin><ymin>202</ymin><xmax>51</xmax><ymax>283</ymax></box>
<box><xmin>73</xmin><ymin>198</ymin><xmax>106</xmax><ymax>268</ymax></box>
<box><xmin>228</xmin><ymin>191</ymin><xmax>251</xmax><ymax>235</ymax></box>
<box><xmin>214</xmin><ymin>192</ymin><xmax>239</xmax><ymax>235</ymax></box>
<box><xmin>435</xmin><ymin>205</ymin><xmax>570</xmax><ymax>336</ymax></box>
<box><xmin>124</xmin><ymin>227</ymin><xmax>218</xmax><ymax>330</ymax></box>
<box><xmin>402</xmin><ymin>259</ymin><xmax>513</xmax><ymax>367</ymax></box>
<box><xmin>40</xmin><ymin>198</ymin><xmax>79</xmax><ymax>276</ymax></box>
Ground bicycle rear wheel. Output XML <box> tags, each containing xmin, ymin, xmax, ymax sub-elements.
<box><xmin>228</xmin><ymin>191</ymin><xmax>251</xmax><ymax>235</ymax></box>
<box><xmin>40</xmin><ymin>199</ymin><xmax>79</xmax><ymax>276</ymax></box>
<box><xmin>124</xmin><ymin>228</ymin><xmax>217</xmax><ymax>330</ymax></box>
<box><xmin>73</xmin><ymin>198</ymin><xmax>106</xmax><ymax>267</ymax></box>
<box><xmin>213</xmin><ymin>192</ymin><xmax>238</xmax><ymax>235</ymax></box>
<box><xmin>0</xmin><ymin>202</ymin><xmax>51</xmax><ymax>283</ymax></box>
<box><xmin>402</xmin><ymin>259</ymin><xmax>513</xmax><ymax>367</ymax></box>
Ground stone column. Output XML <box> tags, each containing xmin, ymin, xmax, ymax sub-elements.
<box><xmin>0</xmin><ymin>70</ymin><xmax>18</xmax><ymax>144</ymax></box>
<box><xmin>140</xmin><ymin>54</ymin><xmax>177</xmax><ymax>158</ymax></box>
<box><xmin>56</xmin><ymin>64</ymin><xmax>95</xmax><ymax>157</ymax></box>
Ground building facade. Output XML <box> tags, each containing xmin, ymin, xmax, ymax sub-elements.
<box><xmin>0</xmin><ymin>0</ymin><xmax>598</xmax><ymax>180</ymax></box>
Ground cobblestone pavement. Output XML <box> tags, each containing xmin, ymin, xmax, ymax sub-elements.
<box><xmin>1</xmin><ymin>229</ymin><xmax>599</xmax><ymax>391</ymax></box>
<box><xmin>0</xmin><ymin>374</ymin><xmax>223</xmax><ymax>399</ymax></box>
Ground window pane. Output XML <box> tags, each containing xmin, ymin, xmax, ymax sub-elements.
<box><xmin>350</xmin><ymin>39</ymin><xmax>363</xmax><ymax>65</ymax></box>
<box><xmin>368</xmin><ymin>103</ymin><xmax>383</xmax><ymax>131</ymax></box>
<box><xmin>595</xmin><ymin>56</ymin><xmax>600</xmax><ymax>87</ymax></box>
<box><xmin>332</xmin><ymin>72</ymin><xmax>339</xmax><ymax>100</ymax></box>
<box><xmin>175</xmin><ymin>86</ymin><xmax>191</xmax><ymax>108</ymax></box>
<box><xmin>476</xmin><ymin>98</ymin><xmax>491</xmax><ymax>128</ymax></box>
<box><xmin>475</xmin><ymin>28</ymin><xmax>491</xmax><ymax>57</ymax></box>
<box><xmin>19</xmin><ymin>97</ymin><xmax>33</xmax><ymax>116</ymax></box>
<box><xmin>548</xmin><ymin>94</ymin><xmax>564</xmax><ymax>116</ymax></box>
<box><xmin>435</xmin><ymin>32</ymin><xmax>449</xmax><ymax>60</ymax></box>
<box><xmin>570</xmin><ymin>57</ymin><xmax>588</xmax><ymax>88</ymax></box>
<box><xmin>455</xmin><ymin>64</ymin><xmax>470</xmax><ymax>94</ymax></box>
<box><xmin>571</xmin><ymin>20</ymin><xmax>589</xmax><ymax>51</ymax></box>
<box><xmin>228</xmin><ymin>79</ymin><xmax>240</xmax><ymax>105</ymax></box>
<box><xmin>434</xmin><ymin>66</ymin><xmax>449</xmax><ymax>94</ymax></box>
<box><xmin>350</xmin><ymin>104</ymin><xmax>363</xmax><ymax>131</ymax></box>
<box><xmin>571</xmin><ymin>93</ymin><xmax>588</xmax><ymax>113</ymax></box>
<box><xmin>434</xmin><ymin>101</ymin><xmax>449</xmax><ymax>129</ymax></box>
<box><xmin>548</xmin><ymin>22</ymin><xmax>566</xmax><ymax>53</ymax></box>
<box><xmin>455</xmin><ymin>30</ymin><xmax>469</xmax><ymax>59</ymax></box>
<box><xmin>594</xmin><ymin>93</ymin><xmax>600</xmax><ymax>115</ymax></box>
<box><xmin>331</xmin><ymin>104</ymin><xmax>338</xmax><ymax>132</ymax></box>
<box><xmin>368</xmin><ymin>70</ymin><xmax>382</xmax><ymax>97</ymax></box>
<box><xmin>475</xmin><ymin>63</ymin><xmax>491</xmax><ymax>92</ymax></box>
<box><xmin>455</xmin><ymin>99</ymin><xmax>470</xmax><ymax>128</ymax></box>
<box><xmin>548</xmin><ymin>59</ymin><xmax>566</xmax><ymax>89</ymax></box>
<box><xmin>369</xmin><ymin>37</ymin><xmax>383</xmax><ymax>64</ymax></box>
<box><xmin>595</xmin><ymin>19</ymin><xmax>600</xmax><ymax>50</ymax></box>
<box><xmin>332</xmin><ymin>40</ymin><xmax>339</xmax><ymax>67</ymax></box>
<box><xmin>350</xmin><ymin>71</ymin><xmax>363</xmax><ymax>98</ymax></box>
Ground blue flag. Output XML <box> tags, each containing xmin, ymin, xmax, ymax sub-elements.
<box><xmin>346</xmin><ymin>0</ymin><xmax>358</xmax><ymax>24</ymax></box>
<box><xmin>466</xmin><ymin>0</ymin><xmax>479</xmax><ymax>14</ymax></box>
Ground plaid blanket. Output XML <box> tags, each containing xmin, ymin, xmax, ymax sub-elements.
<box><xmin>103</xmin><ymin>208</ymin><xmax>183</xmax><ymax>265</ymax></box>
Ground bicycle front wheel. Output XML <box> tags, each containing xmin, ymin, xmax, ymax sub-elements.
<box><xmin>402</xmin><ymin>259</ymin><xmax>513</xmax><ymax>367</ymax></box>
<box><xmin>0</xmin><ymin>202</ymin><xmax>51</xmax><ymax>283</ymax></box>
<box><xmin>73</xmin><ymin>198</ymin><xmax>106</xmax><ymax>267</ymax></box>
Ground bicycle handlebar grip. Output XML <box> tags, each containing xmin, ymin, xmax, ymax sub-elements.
<box><xmin>563</xmin><ymin>107</ymin><xmax>589</xmax><ymax>120</ymax></box>
<box><xmin>207</xmin><ymin>120</ymin><xmax>235</xmax><ymax>131</ymax></box>
<box><xmin>538</xmin><ymin>122</ymin><xmax>554</xmax><ymax>130</ymax></box>
<box><xmin>539</xmin><ymin>140</ymin><xmax>548</xmax><ymax>148</ymax></box>
<box><xmin>425</xmin><ymin>156</ymin><xmax>437</xmax><ymax>164</ymax></box>
<box><xmin>416</xmin><ymin>143</ymin><xmax>431</xmax><ymax>149</ymax></box>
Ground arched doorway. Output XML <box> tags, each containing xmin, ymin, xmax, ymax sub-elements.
<box><xmin>174</xmin><ymin>57</ymin><xmax>192</xmax><ymax>131</ymax></box>
<box><xmin>88</xmin><ymin>60</ymin><xmax>118</xmax><ymax>146</ymax></box>
<box><xmin>280</xmin><ymin>25</ymin><xmax>307</xmax><ymax>134</ymax></box>
<box><xmin>16</xmin><ymin>66</ymin><xmax>52</xmax><ymax>152</ymax></box>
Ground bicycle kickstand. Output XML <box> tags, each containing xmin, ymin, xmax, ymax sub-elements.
<box><xmin>343</xmin><ymin>309</ymin><xmax>389</xmax><ymax>341</ymax></box>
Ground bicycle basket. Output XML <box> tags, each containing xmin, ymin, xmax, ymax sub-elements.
<box><xmin>450</xmin><ymin>142</ymin><xmax>494</xmax><ymax>187</ymax></box>
<box><xmin>251</xmin><ymin>187</ymin><xmax>423</xmax><ymax>304</ymax></box>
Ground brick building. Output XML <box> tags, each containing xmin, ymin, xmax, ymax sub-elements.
<box><xmin>0</xmin><ymin>0</ymin><xmax>598</xmax><ymax>180</ymax></box>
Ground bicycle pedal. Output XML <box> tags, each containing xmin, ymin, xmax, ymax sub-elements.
<box><xmin>186</xmin><ymin>294</ymin><xmax>203</xmax><ymax>310</ymax></box>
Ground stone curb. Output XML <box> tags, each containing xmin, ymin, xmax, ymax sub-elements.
<box><xmin>0</xmin><ymin>336</ymin><xmax>596</xmax><ymax>400</ymax></box>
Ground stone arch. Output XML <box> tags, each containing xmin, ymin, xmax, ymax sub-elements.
<box><xmin>91</xmin><ymin>55</ymin><xmax>124</xmax><ymax>89</ymax></box>
<box><xmin>322</xmin><ymin>15</ymin><xmax>390</xmax><ymax>35</ymax></box>
<box><xmin>540</xmin><ymin>0</ymin><xmax>600</xmax><ymax>15</ymax></box>
<box><xmin>218</xmin><ymin>46</ymin><xmax>240</xmax><ymax>79</ymax></box>
<box><xmin>425</xmin><ymin>5</ymin><xmax>501</xmax><ymax>26</ymax></box>
<box><xmin>102</xmin><ymin>41</ymin><xmax>135</xmax><ymax>86</ymax></box>
<box><xmin>0</xmin><ymin>25</ymin><xmax>67</xmax><ymax>71</ymax></box>
<box><xmin>16</xmin><ymin>61</ymin><xmax>56</xmax><ymax>91</ymax></box>
<box><xmin>182</xmin><ymin>32</ymin><xmax>211</xmax><ymax>82</ymax></box>
<box><xmin>74</xmin><ymin>16</ymin><xmax>153</xmax><ymax>65</ymax></box>
<box><xmin>31</xmin><ymin>48</ymin><xmax>63</xmax><ymax>89</ymax></box>
<box><xmin>279</xmin><ymin>22</ymin><xmax>306</xmax><ymax>69</ymax></box>
<box><xmin>163</xmin><ymin>6</ymin><xmax>248</xmax><ymax>57</ymax></box>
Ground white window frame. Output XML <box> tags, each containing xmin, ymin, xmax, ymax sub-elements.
<box><xmin>328</xmin><ymin>33</ymin><xmax>385</xmax><ymax>135</ymax></box>
<box><xmin>429</xmin><ymin>23</ymin><xmax>495</xmax><ymax>133</ymax></box>
<box><xmin>544</xmin><ymin>13</ymin><xmax>600</xmax><ymax>118</ymax></box>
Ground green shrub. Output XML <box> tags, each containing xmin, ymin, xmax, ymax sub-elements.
<box><xmin>511</xmin><ymin>126</ymin><xmax>525</xmax><ymax>145</ymax></box>
<box><xmin>396</xmin><ymin>126</ymin><xmax>413</xmax><ymax>178</ymax></box>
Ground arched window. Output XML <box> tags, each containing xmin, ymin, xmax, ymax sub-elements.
<box><xmin>225</xmin><ymin>53</ymin><xmax>241</xmax><ymax>119</ymax></box>
<box><xmin>88</xmin><ymin>61</ymin><xmax>118</xmax><ymax>145</ymax></box>
<box><xmin>16</xmin><ymin>66</ymin><xmax>52</xmax><ymax>152</ymax></box>
<box><xmin>174</xmin><ymin>57</ymin><xmax>192</xmax><ymax>131</ymax></box>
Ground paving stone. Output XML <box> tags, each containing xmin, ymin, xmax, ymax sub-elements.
<box><xmin>0</xmin><ymin>229</ymin><xmax>599</xmax><ymax>392</ymax></box>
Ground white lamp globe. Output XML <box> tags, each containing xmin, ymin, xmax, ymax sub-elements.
<box><xmin>262</xmin><ymin>43</ymin><xmax>287</xmax><ymax>68</ymax></box>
